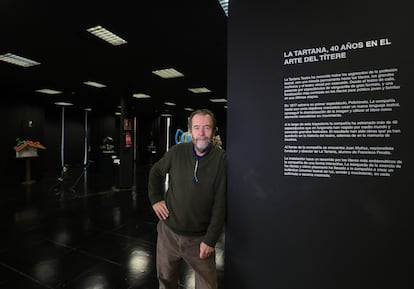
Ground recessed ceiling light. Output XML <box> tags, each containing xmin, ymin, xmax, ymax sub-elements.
<box><xmin>152</xmin><ymin>68</ymin><xmax>184</xmax><ymax>79</ymax></box>
<box><xmin>85</xmin><ymin>108</ymin><xmax>92</xmax><ymax>111</ymax></box>
<box><xmin>0</xmin><ymin>53</ymin><xmax>40</xmax><ymax>67</ymax></box>
<box><xmin>86</xmin><ymin>25</ymin><xmax>127</xmax><ymax>46</ymax></box>
<box><xmin>115</xmin><ymin>112</ymin><xmax>121</xmax><ymax>116</ymax></box>
<box><xmin>54</xmin><ymin>102</ymin><xmax>73</xmax><ymax>106</ymax></box>
<box><xmin>133</xmin><ymin>93</ymin><xmax>151</xmax><ymax>99</ymax></box>
<box><xmin>84</xmin><ymin>81</ymin><xmax>106</xmax><ymax>88</ymax></box>
<box><xmin>161</xmin><ymin>113</ymin><xmax>172</xmax><ymax>117</ymax></box>
<box><xmin>36</xmin><ymin>89</ymin><xmax>62</xmax><ymax>95</ymax></box>
<box><xmin>184</xmin><ymin>107</ymin><xmax>194</xmax><ymax>111</ymax></box>
<box><xmin>164</xmin><ymin>102</ymin><xmax>176</xmax><ymax>106</ymax></box>
<box><xmin>188</xmin><ymin>87</ymin><xmax>211</xmax><ymax>93</ymax></box>
<box><xmin>209</xmin><ymin>98</ymin><xmax>227</xmax><ymax>103</ymax></box>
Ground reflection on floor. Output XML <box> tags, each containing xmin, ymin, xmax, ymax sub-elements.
<box><xmin>0</xmin><ymin>165</ymin><xmax>225</xmax><ymax>289</ymax></box>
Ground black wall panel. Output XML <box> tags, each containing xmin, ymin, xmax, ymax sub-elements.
<box><xmin>0</xmin><ymin>104</ymin><xmax>45</xmax><ymax>184</ymax></box>
<box><xmin>43</xmin><ymin>106</ymin><xmax>84</xmax><ymax>173</ymax></box>
<box><xmin>226</xmin><ymin>1</ymin><xmax>413</xmax><ymax>288</ymax></box>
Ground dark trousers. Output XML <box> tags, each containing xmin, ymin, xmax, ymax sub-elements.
<box><xmin>156</xmin><ymin>221</ymin><xmax>217</xmax><ymax>289</ymax></box>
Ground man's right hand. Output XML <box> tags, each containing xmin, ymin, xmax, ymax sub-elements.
<box><xmin>152</xmin><ymin>200</ymin><xmax>169</xmax><ymax>220</ymax></box>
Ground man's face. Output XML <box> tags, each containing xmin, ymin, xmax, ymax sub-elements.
<box><xmin>190</xmin><ymin>114</ymin><xmax>214</xmax><ymax>154</ymax></box>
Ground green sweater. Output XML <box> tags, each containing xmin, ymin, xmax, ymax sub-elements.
<box><xmin>148</xmin><ymin>142</ymin><xmax>227</xmax><ymax>247</ymax></box>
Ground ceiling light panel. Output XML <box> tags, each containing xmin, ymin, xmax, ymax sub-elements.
<box><xmin>133</xmin><ymin>93</ymin><xmax>151</xmax><ymax>99</ymax></box>
<box><xmin>188</xmin><ymin>87</ymin><xmax>211</xmax><ymax>93</ymax></box>
<box><xmin>84</xmin><ymin>81</ymin><xmax>106</xmax><ymax>88</ymax></box>
<box><xmin>152</xmin><ymin>68</ymin><xmax>184</xmax><ymax>79</ymax></box>
<box><xmin>209</xmin><ymin>98</ymin><xmax>227</xmax><ymax>103</ymax></box>
<box><xmin>218</xmin><ymin>0</ymin><xmax>229</xmax><ymax>16</ymax></box>
<box><xmin>36</xmin><ymin>89</ymin><xmax>62</xmax><ymax>95</ymax></box>
<box><xmin>0</xmin><ymin>53</ymin><xmax>40</xmax><ymax>67</ymax></box>
<box><xmin>54</xmin><ymin>102</ymin><xmax>73</xmax><ymax>106</ymax></box>
<box><xmin>164</xmin><ymin>102</ymin><xmax>176</xmax><ymax>106</ymax></box>
<box><xmin>86</xmin><ymin>26</ymin><xmax>127</xmax><ymax>46</ymax></box>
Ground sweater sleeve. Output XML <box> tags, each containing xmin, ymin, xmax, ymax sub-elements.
<box><xmin>148</xmin><ymin>150</ymin><xmax>171</xmax><ymax>205</ymax></box>
<box><xmin>203</xmin><ymin>151</ymin><xmax>227</xmax><ymax>247</ymax></box>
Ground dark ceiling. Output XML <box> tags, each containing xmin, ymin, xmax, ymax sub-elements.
<box><xmin>1</xmin><ymin>0</ymin><xmax>228</xmax><ymax>118</ymax></box>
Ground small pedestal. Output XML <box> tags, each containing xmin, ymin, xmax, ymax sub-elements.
<box><xmin>14</xmin><ymin>142</ymin><xmax>46</xmax><ymax>186</ymax></box>
<box><xmin>16</xmin><ymin>148</ymin><xmax>39</xmax><ymax>185</ymax></box>
<box><xmin>22</xmin><ymin>157</ymin><xmax>37</xmax><ymax>185</ymax></box>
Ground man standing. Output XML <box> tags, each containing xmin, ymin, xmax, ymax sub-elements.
<box><xmin>148</xmin><ymin>109</ymin><xmax>227</xmax><ymax>289</ymax></box>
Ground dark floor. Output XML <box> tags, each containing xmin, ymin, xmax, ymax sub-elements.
<box><xmin>0</xmin><ymin>164</ymin><xmax>225</xmax><ymax>289</ymax></box>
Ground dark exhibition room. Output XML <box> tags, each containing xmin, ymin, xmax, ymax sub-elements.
<box><xmin>1</xmin><ymin>0</ymin><xmax>413</xmax><ymax>289</ymax></box>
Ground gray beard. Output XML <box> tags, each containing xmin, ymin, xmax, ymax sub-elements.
<box><xmin>194</xmin><ymin>138</ymin><xmax>211</xmax><ymax>153</ymax></box>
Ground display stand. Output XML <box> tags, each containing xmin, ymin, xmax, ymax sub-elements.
<box><xmin>14</xmin><ymin>141</ymin><xmax>46</xmax><ymax>185</ymax></box>
<box><xmin>23</xmin><ymin>157</ymin><xmax>36</xmax><ymax>185</ymax></box>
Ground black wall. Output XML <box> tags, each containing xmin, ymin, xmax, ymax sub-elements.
<box><xmin>0</xmin><ymin>103</ymin><xmax>121</xmax><ymax>188</ymax></box>
<box><xmin>226</xmin><ymin>1</ymin><xmax>413</xmax><ymax>289</ymax></box>
<box><xmin>43</xmin><ymin>106</ymin><xmax>85</xmax><ymax>172</ymax></box>
<box><xmin>0</xmin><ymin>101</ymin><xmax>201</xmax><ymax>188</ymax></box>
<box><xmin>0</xmin><ymin>104</ymin><xmax>45</xmax><ymax>184</ymax></box>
